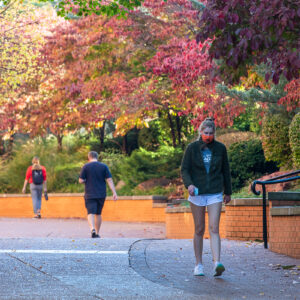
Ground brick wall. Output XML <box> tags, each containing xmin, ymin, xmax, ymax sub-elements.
<box><xmin>165</xmin><ymin>207</ymin><xmax>226</xmax><ymax>239</ymax></box>
<box><xmin>103</xmin><ymin>199</ymin><xmax>166</xmax><ymax>222</ymax></box>
<box><xmin>269</xmin><ymin>206</ymin><xmax>300</xmax><ymax>259</ymax></box>
<box><xmin>225</xmin><ymin>198</ymin><xmax>269</xmax><ymax>241</ymax></box>
<box><xmin>0</xmin><ymin>194</ymin><xmax>167</xmax><ymax>223</ymax></box>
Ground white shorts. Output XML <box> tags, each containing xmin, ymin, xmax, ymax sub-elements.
<box><xmin>188</xmin><ymin>193</ymin><xmax>223</xmax><ymax>207</ymax></box>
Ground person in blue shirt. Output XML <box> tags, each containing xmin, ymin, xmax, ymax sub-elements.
<box><xmin>79</xmin><ymin>151</ymin><xmax>117</xmax><ymax>238</ymax></box>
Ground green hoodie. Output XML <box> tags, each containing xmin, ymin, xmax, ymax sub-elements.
<box><xmin>181</xmin><ymin>138</ymin><xmax>232</xmax><ymax>195</ymax></box>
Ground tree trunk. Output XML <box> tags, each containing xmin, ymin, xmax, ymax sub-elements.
<box><xmin>7</xmin><ymin>133</ymin><xmax>14</xmax><ymax>154</ymax></box>
<box><xmin>167</xmin><ymin>110</ymin><xmax>177</xmax><ymax>147</ymax></box>
<box><xmin>122</xmin><ymin>133</ymin><xmax>128</xmax><ymax>154</ymax></box>
<box><xmin>99</xmin><ymin>120</ymin><xmax>106</xmax><ymax>152</ymax></box>
<box><xmin>175</xmin><ymin>115</ymin><xmax>183</xmax><ymax>148</ymax></box>
<box><xmin>0</xmin><ymin>136</ymin><xmax>4</xmax><ymax>155</ymax></box>
<box><xmin>57</xmin><ymin>134</ymin><xmax>63</xmax><ymax>152</ymax></box>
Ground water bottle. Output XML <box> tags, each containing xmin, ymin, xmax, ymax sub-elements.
<box><xmin>194</xmin><ymin>187</ymin><xmax>198</xmax><ymax>196</ymax></box>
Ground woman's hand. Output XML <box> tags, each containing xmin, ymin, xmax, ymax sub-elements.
<box><xmin>22</xmin><ymin>187</ymin><xmax>26</xmax><ymax>194</ymax></box>
<box><xmin>223</xmin><ymin>194</ymin><xmax>231</xmax><ymax>204</ymax></box>
<box><xmin>188</xmin><ymin>185</ymin><xmax>196</xmax><ymax>196</ymax></box>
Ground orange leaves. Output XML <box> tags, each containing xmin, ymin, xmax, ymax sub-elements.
<box><xmin>240</xmin><ymin>67</ymin><xmax>271</xmax><ymax>90</ymax></box>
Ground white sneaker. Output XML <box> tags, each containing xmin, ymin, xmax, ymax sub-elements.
<box><xmin>194</xmin><ymin>264</ymin><xmax>204</xmax><ymax>276</ymax></box>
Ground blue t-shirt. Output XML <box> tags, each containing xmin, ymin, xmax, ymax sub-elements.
<box><xmin>79</xmin><ymin>161</ymin><xmax>112</xmax><ymax>199</ymax></box>
<box><xmin>201</xmin><ymin>148</ymin><xmax>212</xmax><ymax>174</ymax></box>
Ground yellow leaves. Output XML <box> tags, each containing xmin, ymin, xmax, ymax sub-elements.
<box><xmin>95</xmin><ymin>121</ymin><xmax>104</xmax><ymax>128</ymax></box>
<box><xmin>2</xmin><ymin>133</ymin><xmax>11</xmax><ymax>141</ymax></box>
<box><xmin>115</xmin><ymin>112</ymin><xmax>149</xmax><ymax>136</ymax></box>
<box><xmin>0</xmin><ymin>1</ymin><xmax>59</xmax><ymax>98</ymax></box>
<box><xmin>169</xmin><ymin>109</ymin><xmax>177</xmax><ymax>116</ymax></box>
<box><xmin>197</xmin><ymin>101</ymin><xmax>205</xmax><ymax>108</ymax></box>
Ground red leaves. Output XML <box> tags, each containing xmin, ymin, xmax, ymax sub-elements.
<box><xmin>148</xmin><ymin>39</ymin><xmax>214</xmax><ymax>87</ymax></box>
<box><xmin>13</xmin><ymin>0</ymin><xmax>248</xmax><ymax>138</ymax></box>
<box><xmin>278</xmin><ymin>79</ymin><xmax>300</xmax><ymax>112</ymax></box>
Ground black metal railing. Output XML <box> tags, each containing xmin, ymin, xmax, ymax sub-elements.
<box><xmin>251</xmin><ymin>170</ymin><xmax>300</xmax><ymax>249</ymax></box>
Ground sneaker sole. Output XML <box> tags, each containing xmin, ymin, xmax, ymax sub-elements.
<box><xmin>214</xmin><ymin>264</ymin><xmax>225</xmax><ymax>277</ymax></box>
<box><xmin>194</xmin><ymin>273</ymin><xmax>205</xmax><ymax>276</ymax></box>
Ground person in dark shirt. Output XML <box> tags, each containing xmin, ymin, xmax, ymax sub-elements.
<box><xmin>79</xmin><ymin>151</ymin><xmax>117</xmax><ymax>238</ymax></box>
<box><xmin>181</xmin><ymin>118</ymin><xmax>232</xmax><ymax>277</ymax></box>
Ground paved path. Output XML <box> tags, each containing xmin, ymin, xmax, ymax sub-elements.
<box><xmin>0</xmin><ymin>218</ymin><xmax>299</xmax><ymax>299</ymax></box>
<box><xmin>0</xmin><ymin>218</ymin><xmax>165</xmax><ymax>239</ymax></box>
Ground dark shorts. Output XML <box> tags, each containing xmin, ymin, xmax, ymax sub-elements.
<box><xmin>84</xmin><ymin>198</ymin><xmax>105</xmax><ymax>215</ymax></box>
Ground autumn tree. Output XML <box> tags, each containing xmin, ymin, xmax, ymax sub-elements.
<box><xmin>107</xmin><ymin>0</ymin><xmax>244</xmax><ymax>146</ymax></box>
<box><xmin>0</xmin><ymin>1</ymin><xmax>59</xmax><ymax>153</ymax></box>
<box><xmin>33</xmin><ymin>0</ymin><xmax>246</xmax><ymax>151</ymax></box>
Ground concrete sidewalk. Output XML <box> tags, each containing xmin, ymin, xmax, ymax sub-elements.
<box><xmin>0</xmin><ymin>218</ymin><xmax>165</xmax><ymax>239</ymax></box>
<box><xmin>0</xmin><ymin>218</ymin><xmax>299</xmax><ymax>299</ymax></box>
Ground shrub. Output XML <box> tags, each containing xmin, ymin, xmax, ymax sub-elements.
<box><xmin>99</xmin><ymin>151</ymin><xmax>125</xmax><ymax>183</ymax></box>
<box><xmin>111</xmin><ymin>184</ymin><xmax>175</xmax><ymax>196</ymax></box>
<box><xmin>50</xmin><ymin>164</ymin><xmax>84</xmax><ymax>192</ymax></box>
<box><xmin>118</xmin><ymin>146</ymin><xmax>183</xmax><ymax>187</ymax></box>
<box><xmin>289</xmin><ymin>112</ymin><xmax>300</xmax><ymax>168</ymax></box>
<box><xmin>228</xmin><ymin>139</ymin><xmax>278</xmax><ymax>192</ymax></box>
<box><xmin>261</xmin><ymin>113</ymin><xmax>292</xmax><ymax>168</ymax></box>
<box><xmin>138</xmin><ymin>121</ymin><xmax>161</xmax><ymax>151</ymax></box>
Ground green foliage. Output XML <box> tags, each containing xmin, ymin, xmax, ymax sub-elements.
<box><xmin>138</xmin><ymin>120</ymin><xmax>162</xmax><ymax>151</ymax></box>
<box><xmin>51</xmin><ymin>164</ymin><xmax>83</xmax><ymax>192</ymax></box>
<box><xmin>118</xmin><ymin>146</ymin><xmax>183</xmax><ymax>187</ymax></box>
<box><xmin>231</xmin><ymin>107</ymin><xmax>261</xmax><ymax>133</ymax></box>
<box><xmin>43</xmin><ymin>0</ymin><xmax>144</xmax><ymax>18</ymax></box>
<box><xmin>261</xmin><ymin>114</ymin><xmax>292</xmax><ymax>168</ymax></box>
<box><xmin>216</xmin><ymin>75</ymin><xmax>288</xmax><ymax>118</ymax></box>
<box><xmin>228</xmin><ymin>139</ymin><xmax>278</xmax><ymax>192</ymax></box>
<box><xmin>110</xmin><ymin>183</ymin><xmax>175</xmax><ymax>196</ymax></box>
<box><xmin>231</xmin><ymin>183</ymin><xmax>261</xmax><ymax>199</ymax></box>
<box><xmin>99</xmin><ymin>151</ymin><xmax>125</xmax><ymax>183</ymax></box>
<box><xmin>89</xmin><ymin>128</ymin><xmax>139</xmax><ymax>155</ymax></box>
<box><xmin>289</xmin><ymin>112</ymin><xmax>300</xmax><ymax>168</ymax></box>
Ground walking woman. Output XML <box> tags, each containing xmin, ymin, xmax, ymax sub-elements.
<box><xmin>22</xmin><ymin>156</ymin><xmax>47</xmax><ymax>218</ymax></box>
<box><xmin>181</xmin><ymin>118</ymin><xmax>232</xmax><ymax>277</ymax></box>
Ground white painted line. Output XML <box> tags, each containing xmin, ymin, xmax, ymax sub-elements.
<box><xmin>0</xmin><ymin>250</ymin><xmax>128</xmax><ymax>254</ymax></box>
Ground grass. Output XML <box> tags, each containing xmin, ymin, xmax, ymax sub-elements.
<box><xmin>232</xmin><ymin>186</ymin><xmax>261</xmax><ymax>199</ymax></box>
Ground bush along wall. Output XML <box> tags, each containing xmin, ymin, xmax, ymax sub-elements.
<box><xmin>118</xmin><ymin>146</ymin><xmax>183</xmax><ymax>187</ymax></box>
<box><xmin>261</xmin><ymin>113</ymin><xmax>292</xmax><ymax>168</ymax></box>
<box><xmin>228</xmin><ymin>139</ymin><xmax>278</xmax><ymax>192</ymax></box>
<box><xmin>289</xmin><ymin>112</ymin><xmax>300</xmax><ymax>168</ymax></box>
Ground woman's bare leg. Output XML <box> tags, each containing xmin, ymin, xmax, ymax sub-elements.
<box><xmin>190</xmin><ymin>202</ymin><xmax>206</xmax><ymax>265</ymax></box>
<box><xmin>207</xmin><ymin>202</ymin><xmax>222</xmax><ymax>263</ymax></box>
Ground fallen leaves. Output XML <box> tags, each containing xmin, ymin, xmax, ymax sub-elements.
<box><xmin>282</xmin><ymin>265</ymin><xmax>296</xmax><ymax>270</ymax></box>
